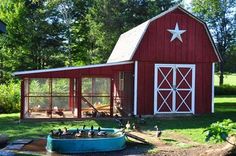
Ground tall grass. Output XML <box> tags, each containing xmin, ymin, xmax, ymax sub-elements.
<box><xmin>0</xmin><ymin>81</ymin><xmax>20</xmax><ymax>113</ymax></box>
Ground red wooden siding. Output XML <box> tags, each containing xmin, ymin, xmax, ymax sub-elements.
<box><xmin>195</xmin><ymin>63</ymin><xmax>213</xmax><ymax>114</ymax></box>
<box><xmin>134</xmin><ymin>8</ymin><xmax>216</xmax><ymax>115</ymax></box>
<box><xmin>133</xmin><ymin>9</ymin><xmax>218</xmax><ymax>63</ymax></box>
<box><xmin>137</xmin><ymin>61</ymin><xmax>213</xmax><ymax>115</ymax></box>
<box><xmin>137</xmin><ymin>61</ymin><xmax>154</xmax><ymax>115</ymax></box>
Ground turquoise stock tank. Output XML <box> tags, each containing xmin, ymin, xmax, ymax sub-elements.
<box><xmin>46</xmin><ymin>128</ymin><xmax>126</xmax><ymax>154</ymax></box>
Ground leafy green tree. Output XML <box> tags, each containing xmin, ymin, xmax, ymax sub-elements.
<box><xmin>0</xmin><ymin>0</ymin><xmax>67</xmax><ymax>83</ymax></box>
<box><xmin>192</xmin><ymin>0</ymin><xmax>236</xmax><ymax>85</ymax></box>
<box><xmin>86</xmin><ymin>0</ymin><xmax>181</xmax><ymax>63</ymax></box>
<box><xmin>0</xmin><ymin>0</ymin><xmax>181</xmax><ymax>83</ymax></box>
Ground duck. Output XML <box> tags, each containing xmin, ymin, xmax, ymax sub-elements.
<box><xmin>75</xmin><ymin>125</ymin><xmax>86</xmax><ymax>137</ymax></box>
<box><xmin>75</xmin><ymin>128</ymin><xmax>82</xmax><ymax>137</ymax></box>
<box><xmin>154</xmin><ymin>125</ymin><xmax>162</xmax><ymax>137</ymax></box>
<box><xmin>138</xmin><ymin>115</ymin><xmax>145</xmax><ymax>124</ymax></box>
<box><xmin>132</xmin><ymin>123</ymin><xmax>140</xmax><ymax>131</ymax></box>
<box><xmin>55</xmin><ymin>128</ymin><xmax>63</xmax><ymax>136</ymax></box>
<box><xmin>62</xmin><ymin>127</ymin><xmax>70</xmax><ymax>135</ymax></box>
<box><xmin>115</xmin><ymin>118</ymin><xmax>124</xmax><ymax>128</ymax></box>
<box><xmin>97</xmin><ymin>127</ymin><xmax>107</xmax><ymax>136</ymax></box>
<box><xmin>125</xmin><ymin>121</ymin><xmax>131</xmax><ymax>129</ymax></box>
<box><xmin>50</xmin><ymin>130</ymin><xmax>56</xmax><ymax>137</ymax></box>
<box><xmin>88</xmin><ymin>125</ymin><xmax>95</xmax><ymax>137</ymax></box>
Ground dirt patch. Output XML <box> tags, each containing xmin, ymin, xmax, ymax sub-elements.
<box><xmin>18</xmin><ymin>133</ymin><xmax>234</xmax><ymax>156</ymax></box>
<box><xmin>21</xmin><ymin>139</ymin><xmax>46</xmax><ymax>152</ymax></box>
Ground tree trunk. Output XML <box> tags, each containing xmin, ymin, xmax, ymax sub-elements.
<box><xmin>219</xmin><ymin>62</ymin><xmax>224</xmax><ymax>86</ymax></box>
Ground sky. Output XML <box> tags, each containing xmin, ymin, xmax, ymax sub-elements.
<box><xmin>184</xmin><ymin>0</ymin><xmax>192</xmax><ymax>4</ymax></box>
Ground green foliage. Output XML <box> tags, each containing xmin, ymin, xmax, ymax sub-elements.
<box><xmin>86</xmin><ymin>0</ymin><xmax>180</xmax><ymax>63</ymax></box>
<box><xmin>192</xmin><ymin>0</ymin><xmax>236</xmax><ymax>85</ymax></box>
<box><xmin>0</xmin><ymin>81</ymin><xmax>20</xmax><ymax>113</ymax></box>
<box><xmin>204</xmin><ymin>119</ymin><xmax>236</xmax><ymax>143</ymax></box>
<box><xmin>215</xmin><ymin>85</ymin><xmax>236</xmax><ymax>95</ymax></box>
<box><xmin>224</xmin><ymin>46</ymin><xmax>236</xmax><ymax>73</ymax></box>
<box><xmin>0</xmin><ymin>0</ymin><xmax>181</xmax><ymax>83</ymax></box>
<box><xmin>0</xmin><ymin>0</ymin><xmax>67</xmax><ymax>82</ymax></box>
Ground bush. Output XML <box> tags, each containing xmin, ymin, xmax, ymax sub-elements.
<box><xmin>215</xmin><ymin>85</ymin><xmax>236</xmax><ymax>95</ymax></box>
<box><xmin>204</xmin><ymin>119</ymin><xmax>236</xmax><ymax>143</ymax></box>
<box><xmin>0</xmin><ymin>81</ymin><xmax>20</xmax><ymax>113</ymax></box>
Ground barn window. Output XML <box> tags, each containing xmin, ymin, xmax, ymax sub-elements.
<box><xmin>119</xmin><ymin>72</ymin><xmax>124</xmax><ymax>91</ymax></box>
<box><xmin>23</xmin><ymin>78</ymin><xmax>77</xmax><ymax>119</ymax></box>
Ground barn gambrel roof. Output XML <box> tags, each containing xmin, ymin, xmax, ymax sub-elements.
<box><xmin>107</xmin><ymin>5</ymin><xmax>221</xmax><ymax>63</ymax></box>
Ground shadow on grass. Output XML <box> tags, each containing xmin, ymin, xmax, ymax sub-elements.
<box><xmin>137</xmin><ymin>112</ymin><xmax>236</xmax><ymax>132</ymax></box>
<box><xmin>215</xmin><ymin>103</ymin><xmax>236</xmax><ymax>112</ymax></box>
<box><xmin>162</xmin><ymin>138</ymin><xmax>177</xmax><ymax>142</ymax></box>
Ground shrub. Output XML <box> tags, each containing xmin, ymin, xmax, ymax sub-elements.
<box><xmin>0</xmin><ymin>81</ymin><xmax>20</xmax><ymax>113</ymax></box>
<box><xmin>215</xmin><ymin>85</ymin><xmax>236</xmax><ymax>95</ymax></box>
<box><xmin>204</xmin><ymin>119</ymin><xmax>236</xmax><ymax>145</ymax></box>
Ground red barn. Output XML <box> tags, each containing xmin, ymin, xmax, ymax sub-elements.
<box><xmin>14</xmin><ymin>6</ymin><xmax>221</xmax><ymax>120</ymax></box>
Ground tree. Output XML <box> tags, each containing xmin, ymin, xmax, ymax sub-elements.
<box><xmin>0</xmin><ymin>0</ymin><xmax>67</xmax><ymax>83</ymax></box>
<box><xmin>86</xmin><ymin>0</ymin><xmax>180</xmax><ymax>63</ymax></box>
<box><xmin>0</xmin><ymin>0</ymin><xmax>182</xmax><ymax>83</ymax></box>
<box><xmin>192</xmin><ymin>0</ymin><xmax>236</xmax><ymax>85</ymax></box>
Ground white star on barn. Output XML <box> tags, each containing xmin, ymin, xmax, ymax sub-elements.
<box><xmin>167</xmin><ymin>23</ymin><xmax>186</xmax><ymax>42</ymax></box>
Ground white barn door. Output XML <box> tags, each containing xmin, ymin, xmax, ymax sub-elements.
<box><xmin>154</xmin><ymin>64</ymin><xmax>195</xmax><ymax>114</ymax></box>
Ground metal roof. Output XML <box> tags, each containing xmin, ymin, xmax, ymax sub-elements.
<box><xmin>13</xmin><ymin>61</ymin><xmax>133</xmax><ymax>76</ymax></box>
<box><xmin>107</xmin><ymin>5</ymin><xmax>221</xmax><ymax>63</ymax></box>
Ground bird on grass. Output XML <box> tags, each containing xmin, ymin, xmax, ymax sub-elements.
<box><xmin>132</xmin><ymin>123</ymin><xmax>140</xmax><ymax>131</ymax></box>
<box><xmin>154</xmin><ymin>125</ymin><xmax>162</xmax><ymax>137</ymax></box>
<box><xmin>138</xmin><ymin>115</ymin><xmax>145</xmax><ymax>124</ymax></box>
<box><xmin>115</xmin><ymin>118</ymin><xmax>124</xmax><ymax>128</ymax></box>
<box><xmin>126</xmin><ymin>121</ymin><xmax>131</xmax><ymax>130</ymax></box>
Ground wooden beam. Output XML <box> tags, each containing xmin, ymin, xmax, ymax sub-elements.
<box><xmin>81</xmin><ymin>96</ymin><xmax>99</xmax><ymax>113</ymax></box>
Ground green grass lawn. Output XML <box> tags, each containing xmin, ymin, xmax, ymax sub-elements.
<box><xmin>214</xmin><ymin>73</ymin><xmax>236</xmax><ymax>86</ymax></box>
<box><xmin>0</xmin><ymin>95</ymin><xmax>235</xmax><ymax>145</ymax></box>
<box><xmin>139</xmin><ymin>97</ymin><xmax>236</xmax><ymax>143</ymax></box>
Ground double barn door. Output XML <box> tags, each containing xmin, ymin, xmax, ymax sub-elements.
<box><xmin>154</xmin><ymin>64</ymin><xmax>195</xmax><ymax>114</ymax></box>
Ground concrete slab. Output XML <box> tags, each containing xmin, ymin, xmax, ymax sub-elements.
<box><xmin>12</xmin><ymin>139</ymin><xmax>32</xmax><ymax>144</ymax></box>
<box><xmin>5</xmin><ymin>144</ymin><xmax>24</xmax><ymax>150</ymax></box>
<box><xmin>0</xmin><ymin>150</ymin><xmax>15</xmax><ymax>156</ymax></box>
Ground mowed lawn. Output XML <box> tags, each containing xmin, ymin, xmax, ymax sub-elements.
<box><xmin>214</xmin><ymin>73</ymin><xmax>236</xmax><ymax>86</ymax></box>
<box><xmin>0</xmin><ymin>95</ymin><xmax>235</xmax><ymax>144</ymax></box>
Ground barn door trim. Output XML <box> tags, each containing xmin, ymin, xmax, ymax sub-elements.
<box><xmin>154</xmin><ymin>64</ymin><xmax>195</xmax><ymax>114</ymax></box>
